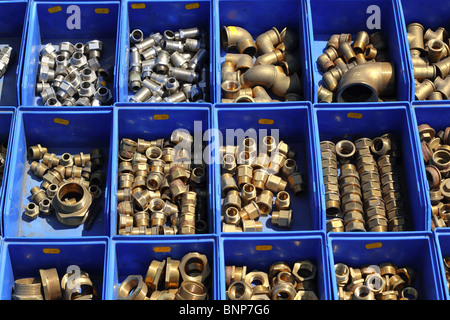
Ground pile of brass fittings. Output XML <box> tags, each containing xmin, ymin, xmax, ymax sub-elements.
<box><xmin>225</xmin><ymin>261</ymin><xmax>318</xmax><ymax>300</ymax></box>
<box><xmin>407</xmin><ymin>24</ymin><xmax>450</xmax><ymax>100</ymax></box>
<box><xmin>117</xmin><ymin>252</ymin><xmax>211</xmax><ymax>300</ymax></box>
<box><xmin>0</xmin><ymin>46</ymin><xmax>14</xmax><ymax>79</ymax></box>
<box><xmin>220</xmin><ymin>137</ymin><xmax>306</xmax><ymax>232</ymax></box>
<box><xmin>117</xmin><ymin>131</ymin><xmax>208</xmax><ymax>235</ymax></box>
<box><xmin>323</xmin><ymin>134</ymin><xmax>407</xmax><ymax>232</ymax></box>
<box><xmin>334</xmin><ymin>262</ymin><xmax>418</xmax><ymax>300</ymax></box>
<box><xmin>417</xmin><ymin>124</ymin><xmax>450</xmax><ymax>229</ymax></box>
<box><xmin>24</xmin><ymin>144</ymin><xmax>105</xmax><ymax>228</ymax></box>
<box><xmin>36</xmin><ymin>40</ymin><xmax>113</xmax><ymax>106</ymax></box>
<box><xmin>220</xmin><ymin>26</ymin><xmax>303</xmax><ymax>102</ymax></box>
<box><xmin>12</xmin><ymin>267</ymin><xmax>98</xmax><ymax>300</ymax></box>
<box><xmin>317</xmin><ymin>31</ymin><xmax>395</xmax><ymax>103</ymax></box>
<box><xmin>129</xmin><ymin>27</ymin><xmax>208</xmax><ymax>103</ymax></box>
<box><xmin>442</xmin><ymin>257</ymin><xmax>450</xmax><ymax>293</ymax></box>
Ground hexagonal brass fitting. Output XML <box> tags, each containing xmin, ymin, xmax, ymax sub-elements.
<box><xmin>242</xmin><ymin>219</ymin><xmax>263</xmax><ymax>232</ymax></box>
<box><xmin>52</xmin><ymin>182</ymin><xmax>92</xmax><ymax>226</ymax></box>
<box><xmin>222</xmin><ymin>223</ymin><xmax>243</xmax><ymax>232</ymax></box>
<box><xmin>42</xmin><ymin>152</ymin><xmax>60</xmax><ymax>168</ymax></box>
<box><xmin>239</xmin><ymin>201</ymin><xmax>261</xmax><ymax>221</ymax></box>
<box><xmin>255</xmin><ymin>189</ymin><xmax>273</xmax><ymax>216</ymax></box>
<box><xmin>287</xmin><ymin>172</ymin><xmax>306</xmax><ymax>195</ymax></box>
<box><xmin>179</xmin><ymin>252</ymin><xmax>211</xmax><ymax>283</ymax></box>
<box><xmin>252</xmin><ymin>168</ymin><xmax>269</xmax><ymax>193</ymax></box>
<box><xmin>28</xmin><ymin>144</ymin><xmax>48</xmax><ymax>160</ymax></box>
<box><xmin>221</xmin><ymin>173</ymin><xmax>238</xmax><ymax>196</ymax></box>
<box><xmin>24</xmin><ymin>202</ymin><xmax>39</xmax><ymax>221</ymax></box>
<box><xmin>275</xmin><ymin>191</ymin><xmax>290</xmax><ymax>210</ymax></box>
<box><xmin>241</xmin><ymin>183</ymin><xmax>257</xmax><ymax>205</ymax></box>
<box><xmin>117</xmin><ymin>275</ymin><xmax>148</xmax><ymax>300</ymax></box>
<box><xmin>327</xmin><ymin>218</ymin><xmax>344</xmax><ymax>232</ymax></box>
<box><xmin>271</xmin><ymin>209</ymin><xmax>292</xmax><ymax>227</ymax></box>
<box><xmin>236</xmin><ymin>165</ymin><xmax>253</xmax><ymax>188</ymax></box>
<box><xmin>265</xmin><ymin>174</ymin><xmax>287</xmax><ymax>193</ymax></box>
<box><xmin>30</xmin><ymin>161</ymin><xmax>49</xmax><ymax>179</ymax></box>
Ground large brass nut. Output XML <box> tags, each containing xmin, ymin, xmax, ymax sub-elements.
<box><xmin>52</xmin><ymin>182</ymin><xmax>92</xmax><ymax>226</ymax></box>
<box><xmin>227</xmin><ymin>281</ymin><xmax>252</xmax><ymax>300</ymax></box>
<box><xmin>292</xmin><ymin>260</ymin><xmax>317</xmax><ymax>282</ymax></box>
<box><xmin>117</xmin><ymin>275</ymin><xmax>148</xmax><ymax>300</ymax></box>
<box><xmin>179</xmin><ymin>252</ymin><xmax>211</xmax><ymax>283</ymax></box>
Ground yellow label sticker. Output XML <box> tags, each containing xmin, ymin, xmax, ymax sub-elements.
<box><xmin>153</xmin><ymin>247</ymin><xmax>171</xmax><ymax>253</ymax></box>
<box><xmin>185</xmin><ymin>3</ymin><xmax>200</xmax><ymax>10</ymax></box>
<box><xmin>43</xmin><ymin>248</ymin><xmax>60</xmax><ymax>254</ymax></box>
<box><xmin>228</xmin><ymin>26</ymin><xmax>238</xmax><ymax>36</ymax></box>
<box><xmin>255</xmin><ymin>245</ymin><xmax>273</xmax><ymax>251</ymax></box>
<box><xmin>48</xmin><ymin>6</ymin><xmax>62</xmax><ymax>14</ymax></box>
<box><xmin>347</xmin><ymin>112</ymin><xmax>363</xmax><ymax>119</ymax></box>
<box><xmin>95</xmin><ymin>8</ymin><xmax>110</xmax><ymax>14</ymax></box>
<box><xmin>365</xmin><ymin>242</ymin><xmax>383</xmax><ymax>250</ymax></box>
<box><xmin>258</xmin><ymin>118</ymin><xmax>274</xmax><ymax>125</ymax></box>
<box><xmin>131</xmin><ymin>3</ymin><xmax>146</xmax><ymax>9</ymax></box>
<box><xmin>54</xmin><ymin>118</ymin><xmax>69</xmax><ymax>126</ymax></box>
<box><xmin>153</xmin><ymin>114</ymin><xmax>169</xmax><ymax>120</ymax></box>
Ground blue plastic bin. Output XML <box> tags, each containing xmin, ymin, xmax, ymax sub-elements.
<box><xmin>106</xmin><ymin>237</ymin><xmax>218</xmax><ymax>300</ymax></box>
<box><xmin>118</xmin><ymin>0</ymin><xmax>213</xmax><ymax>104</ymax></box>
<box><xmin>3</xmin><ymin>107</ymin><xmax>113</xmax><ymax>238</ymax></box>
<box><xmin>111</xmin><ymin>105</ymin><xmax>214</xmax><ymax>238</ymax></box>
<box><xmin>434</xmin><ymin>230</ymin><xmax>450</xmax><ymax>300</ymax></box>
<box><xmin>213</xmin><ymin>103</ymin><xmax>322</xmax><ymax>234</ymax></box>
<box><xmin>397</xmin><ymin>0</ymin><xmax>450</xmax><ymax>102</ymax></box>
<box><xmin>0</xmin><ymin>1</ymin><xmax>28</xmax><ymax>106</ymax></box>
<box><xmin>20</xmin><ymin>1</ymin><xmax>120</xmax><ymax>106</ymax></box>
<box><xmin>313</xmin><ymin>104</ymin><xmax>429</xmax><ymax>232</ymax></box>
<box><xmin>0</xmin><ymin>238</ymin><xmax>109</xmax><ymax>300</ymax></box>
<box><xmin>306</xmin><ymin>0</ymin><xmax>410</xmax><ymax>104</ymax></box>
<box><xmin>218</xmin><ymin>232</ymin><xmax>331</xmax><ymax>300</ymax></box>
<box><xmin>214</xmin><ymin>0</ymin><xmax>312</xmax><ymax>104</ymax></box>
<box><xmin>412</xmin><ymin>103</ymin><xmax>450</xmax><ymax>231</ymax></box>
<box><xmin>0</xmin><ymin>107</ymin><xmax>16</xmax><ymax>237</ymax></box>
<box><xmin>328</xmin><ymin>233</ymin><xmax>444</xmax><ymax>300</ymax></box>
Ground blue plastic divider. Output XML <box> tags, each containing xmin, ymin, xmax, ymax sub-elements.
<box><xmin>218</xmin><ymin>232</ymin><xmax>331</xmax><ymax>300</ymax></box>
<box><xmin>313</xmin><ymin>104</ymin><xmax>429</xmax><ymax>232</ymax></box>
<box><xmin>0</xmin><ymin>237</ymin><xmax>109</xmax><ymax>300</ymax></box>
<box><xmin>213</xmin><ymin>0</ymin><xmax>312</xmax><ymax>104</ymax></box>
<box><xmin>106</xmin><ymin>236</ymin><xmax>218</xmax><ymax>300</ymax></box>
<box><xmin>118</xmin><ymin>0</ymin><xmax>213</xmax><ymax>104</ymax></box>
<box><xmin>213</xmin><ymin>103</ymin><xmax>323</xmax><ymax>235</ymax></box>
<box><xmin>0</xmin><ymin>0</ymin><xmax>28</xmax><ymax>106</ymax></box>
<box><xmin>111</xmin><ymin>104</ymin><xmax>215</xmax><ymax>239</ymax></box>
<box><xmin>306</xmin><ymin>0</ymin><xmax>410</xmax><ymax>104</ymax></box>
<box><xmin>411</xmin><ymin>102</ymin><xmax>450</xmax><ymax>231</ymax></box>
<box><xmin>20</xmin><ymin>1</ymin><xmax>120</xmax><ymax>106</ymax></box>
<box><xmin>434</xmin><ymin>230</ymin><xmax>450</xmax><ymax>300</ymax></box>
<box><xmin>328</xmin><ymin>232</ymin><xmax>444</xmax><ymax>300</ymax></box>
<box><xmin>3</xmin><ymin>107</ymin><xmax>113</xmax><ymax>238</ymax></box>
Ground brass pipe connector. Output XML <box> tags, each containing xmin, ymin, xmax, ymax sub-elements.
<box><xmin>221</xmin><ymin>26</ymin><xmax>257</xmax><ymax>56</ymax></box>
<box><xmin>255</xmin><ymin>27</ymin><xmax>282</xmax><ymax>55</ymax></box>
<box><xmin>317</xmin><ymin>47</ymin><xmax>339</xmax><ymax>72</ymax></box>
<box><xmin>407</xmin><ymin>23</ymin><xmax>425</xmax><ymax>52</ymax></box>
<box><xmin>225</xmin><ymin>53</ymin><xmax>254</xmax><ymax>71</ymax></box>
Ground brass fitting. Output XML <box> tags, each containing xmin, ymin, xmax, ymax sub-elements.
<box><xmin>30</xmin><ymin>161</ymin><xmax>49</xmax><ymax>179</ymax></box>
<box><xmin>221</xmin><ymin>173</ymin><xmax>238</xmax><ymax>195</ymax></box>
<box><xmin>335</xmin><ymin>140</ymin><xmax>356</xmax><ymax>165</ymax></box>
<box><xmin>255</xmin><ymin>50</ymin><xmax>284</xmax><ymax>66</ymax></box>
<box><xmin>24</xmin><ymin>202</ymin><xmax>39</xmax><ymax>221</ymax></box>
<box><xmin>255</xmin><ymin>27</ymin><xmax>282</xmax><ymax>55</ymax></box>
<box><xmin>225</xmin><ymin>53</ymin><xmax>254</xmax><ymax>71</ymax></box>
<box><xmin>252</xmin><ymin>86</ymin><xmax>272</xmax><ymax>102</ymax></box>
<box><xmin>275</xmin><ymin>191</ymin><xmax>290</xmax><ymax>210</ymax></box>
<box><xmin>227</xmin><ymin>281</ymin><xmax>253</xmax><ymax>300</ymax></box>
<box><xmin>353</xmin><ymin>31</ymin><xmax>370</xmax><ymax>54</ymax></box>
<box><xmin>236</xmin><ymin>165</ymin><xmax>253</xmax><ymax>188</ymax></box>
<box><xmin>265</xmin><ymin>174</ymin><xmax>287</xmax><ymax>193</ymax></box>
<box><xmin>221</xmin><ymin>26</ymin><xmax>257</xmax><ymax>56</ymax></box>
<box><xmin>179</xmin><ymin>252</ymin><xmax>211</xmax><ymax>283</ymax></box>
<box><xmin>407</xmin><ymin>23</ymin><xmax>425</xmax><ymax>52</ymax></box>
<box><xmin>317</xmin><ymin>47</ymin><xmax>339</xmax><ymax>72</ymax></box>
<box><xmin>427</xmin><ymin>39</ymin><xmax>448</xmax><ymax>63</ymax></box>
<box><xmin>252</xmin><ymin>168</ymin><xmax>269</xmax><ymax>193</ymax></box>
<box><xmin>256</xmin><ymin>189</ymin><xmax>273</xmax><ymax>216</ymax></box>
<box><xmin>223</xmin><ymin>190</ymin><xmax>242</xmax><ymax>211</ymax></box>
<box><xmin>242</xmin><ymin>219</ymin><xmax>263</xmax><ymax>232</ymax></box>
<box><xmin>239</xmin><ymin>201</ymin><xmax>261</xmax><ymax>220</ymax></box>
<box><xmin>28</xmin><ymin>144</ymin><xmax>48</xmax><ymax>160</ymax></box>
<box><xmin>287</xmin><ymin>172</ymin><xmax>305</xmax><ymax>195</ymax></box>
<box><xmin>434</xmin><ymin>76</ymin><xmax>450</xmax><ymax>99</ymax></box>
<box><xmin>223</xmin><ymin>223</ymin><xmax>243</xmax><ymax>232</ymax></box>
<box><xmin>224</xmin><ymin>207</ymin><xmax>241</xmax><ymax>225</ymax></box>
<box><xmin>415</xmin><ymin>79</ymin><xmax>436</xmax><ymax>100</ymax></box>
<box><xmin>339</xmin><ymin>41</ymin><xmax>357</xmax><ymax>64</ymax></box>
<box><xmin>327</xmin><ymin>218</ymin><xmax>344</xmax><ymax>232</ymax></box>
<box><xmin>241</xmin><ymin>183</ymin><xmax>257</xmax><ymax>205</ymax></box>
<box><xmin>271</xmin><ymin>209</ymin><xmax>292</xmax><ymax>227</ymax></box>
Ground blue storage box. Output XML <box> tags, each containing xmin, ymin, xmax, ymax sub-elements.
<box><xmin>3</xmin><ymin>107</ymin><xmax>113</xmax><ymax>238</ymax></box>
<box><xmin>412</xmin><ymin>103</ymin><xmax>450</xmax><ymax>231</ymax></box>
<box><xmin>306</xmin><ymin>0</ymin><xmax>410</xmax><ymax>104</ymax></box>
<box><xmin>106</xmin><ymin>237</ymin><xmax>218</xmax><ymax>300</ymax></box>
<box><xmin>0</xmin><ymin>238</ymin><xmax>109</xmax><ymax>300</ymax></box>
<box><xmin>328</xmin><ymin>233</ymin><xmax>444</xmax><ymax>300</ymax></box>
<box><xmin>20</xmin><ymin>1</ymin><xmax>120</xmax><ymax>106</ymax></box>
<box><xmin>118</xmin><ymin>0</ymin><xmax>213</xmax><ymax>104</ymax></box>
<box><xmin>218</xmin><ymin>232</ymin><xmax>331</xmax><ymax>300</ymax></box>
<box><xmin>0</xmin><ymin>107</ymin><xmax>16</xmax><ymax>236</ymax></box>
<box><xmin>213</xmin><ymin>104</ymin><xmax>322</xmax><ymax>234</ymax></box>
<box><xmin>397</xmin><ymin>0</ymin><xmax>450</xmax><ymax>102</ymax></box>
<box><xmin>213</xmin><ymin>0</ymin><xmax>312</xmax><ymax>104</ymax></box>
<box><xmin>314</xmin><ymin>104</ymin><xmax>429</xmax><ymax>232</ymax></box>
<box><xmin>0</xmin><ymin>0</ymin><xmax>28</xmax><ymax>106</ymax></box>
<box><xmin>111</xmin><ymin>105</ymin><xmax>214</xmax><ymax>238</ymax></box>
<box><xmin>434</xmin><ymin>230</ymin><xmax>450</xmax><ymax>300</ymax></box>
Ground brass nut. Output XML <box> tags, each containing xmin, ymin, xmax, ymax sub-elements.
<box><xmin>271</xmin><ymin>210</ymin><xmax>292</xmax><ymax>227</ymax></box>
<box><xmin>242</xmin><ymin>219</ymin><xmax>263</xmax><ymax>232</ymax></box>
<box><xmin>265</xmin><ymin>174</ymin><xmax>287</xmax><ymax>193</ymax></box>
<box><xmin>256</xmin><ymin>189</ymin><xmax>274</xmax><ymax>216</ymax></box>
<box><xmin>239</xmin><ymin>201</ymin><xmax>261</xmax><ymax>221</ymax></box>
<box><xmin>275</xmin><ymin>191</ymin><xmax>291</xmax><ymax>210</ymax></box>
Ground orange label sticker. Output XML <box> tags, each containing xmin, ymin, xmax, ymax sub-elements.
<box><xmin>347</xmin><ymin>112</ymin><xmax>363</xmax><ymax>119</ymax></box>
<box><xmin>54</xmin><ymin>118</ymin><xmax>69</xmax><ymax>126</ymax></box>
<box><xmin>255</xmin><ymin>245</ymin><xmax>273</xmax><ymax>251</ymax></box>
<box><xmin>258</xmin><ymin>118</ymin><xmax>274</xmax><ymax>125</ymax></box>
<box><xmin>185</xmin><ymin>3</ymin><xmax>200</xmax><ymax>10</ymax></box>
<box><xmin>153</xmin><ymin>114</ymin><xmax>169</xmax><ymax>120</ymax></box>
<box><xmin>100</xmin><ymin>81</ymin><xmax>107</xmax><ymax>87</ymax></box>
<box><xmin>48</xmin><ymin>6</ymin><xmax>62</xmax><ymax>13</ymax></box>
<box><xmin>365</xmin><ymin>242</ymin><xmax>383</xmax><ymax>250</ymax></box>
<box><xmin>153</xmin><ymin>247</ymin><xmax>171</xmax><ymax>253</ymax></box>
<box><xmin>95</xmin><ymin>8</ymin><xmax>110</xmax><ymax>14</ymax></box>
<box><xmin>43</xmin><ymin>248</ymin><xmax>60</xmax><ymax>254</ymax></box>
<box><xmin>131</xmin><ymin>3</ymin><xmax>146</xmax><ymax>9</ymax></box>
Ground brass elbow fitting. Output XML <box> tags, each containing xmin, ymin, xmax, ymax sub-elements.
<box><xmin>353</xmin><ymin>31</ymin><xmax>370</xmax><ymax>54</ymax></box>
<box><xmin>253</xmin><ymin>86</ymin><xmax>272</xmax><ymax>102</ymax></box>
<box><xmin>327</xmin><ymin>34</ymin><xmax>340</xmax><ymax>50</ymax></box>
<box><xmin>221</xmin><ymin>26</ymin><xmax>257</xmax><ymax>56</ymax></box>
<box><xmin>225</xmin><ymin>53</ymin><xmax>254</xmax><ymax>71</ymax></box>
<box><xmin>317</xmin><ymin>47</ymin><xmax>339</xmax><ymax>72</ymax></box>
<box><xmin>221</xmin><ymin>80</ymin><xmax>241</xmax><ymax>99</ymax></box>
<box><xmin>322</xmin><ymin>67</ymin><xmax>343</xmax><ymax>92</ymax></box>
<box><xmin>280</xmin><ymin>27</ymin><xmax>299</xmax><ymax>52</ymax></box>
<box><xmin>255</xmin><ymin>27</ymin><xmax>282</xmax><ymax>55</ymax></box>
<box><xmin>339</xmin><ymin>42</ymin><xmax>357</xmax><ymax>64</ymax></box>
<box><xmin>255</xmin><ymin>50</ymin><xmax>284</xmax><ymax>66</ymax></box>
<box><xmin>221</xmin><ymin>61</ymin><xmax>240</xmax><ymax>83</ymax></box>
<box><xmin>337</xmin><ymin>62</ymin><xmax>395</xmax><ymax>102</ymax></box>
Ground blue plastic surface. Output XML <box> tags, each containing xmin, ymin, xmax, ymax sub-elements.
<box><xmin>213</xmin><ymin>0</ymin><xmax>312</xmax><ymax>104</ymax></box>
<box><xmin>313</xmin><ymin>104</ymin><xmax>429</xmax><ymax>232</ymax></box>
<box><xmin>307</xmin><ymin>0</ymin><xmax>410</xmax><ymax>104</ymax></box>
<box><xmin>412</xmin><ymin>103</ymin><xmax>450</xmax><ymax>231</ymax></box>
<box><xmin>0</xmin><ymin>1</ymin><xmax>28</xmax><ymax>106</ymax></box>
<box><xmin>0</xmin><ymin>238</ymin><xmax>109</xmax><ymax>300</ymax></box>
<box><xmin>118</xmin><ymin>0</ymin><xmax>213</xmax><ymax>104</ymax></box>
<box><xmin>218</xmin><ymin>232</ymin><xmax>331</xmax><ymax>300</ymax></box>
<box><xmin>213</xmin><ymin>103</ymin><xmax>322</xmax><ymax>234</ymax></box>
<box><xmin>3</xmin><ymin>107</ymin><xmax>113</xmax><ymax>238</ymax></box>
<box><xmin>20</xmin><ymin>1</ymin><xmax>120</xmax><ymax>106</ymax></box>
<box><xmin>106</xmin><ymin>237</ymin><xmax>218</xmax><ymax>300</ymax></box>
<box><xmin>328</xmin><ymin>233</ymin><xmax>444</xmax><ymax>300</ymax></box>
<box><xmin>397</xmin><ymin>0</ymin><xmax>450</xmax><ymax>102</ymax></box>
<box><xmin>111</xmin><ymin>105</ymin><xmax>214</xmax><ymax>238</ymax></box>
<box><xmin>434</xmin><ymin>230</ymin><xmax>450</xmax><ymax>300</ymax></box>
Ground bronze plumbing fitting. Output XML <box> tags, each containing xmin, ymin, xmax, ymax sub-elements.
<box><xmin>221</xmin><ymin>26</ymin><xmax>303</xmax><ymax>102</ymax></box>
<box><xmin>418</xmin><ymin>123</ymin><xmax>450</xmax><ymax>229</ymax></box>
<box><xmin>317</xmin><ymin>31</ymin><xmax>395</xmax><ymax>103</ymax></box>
